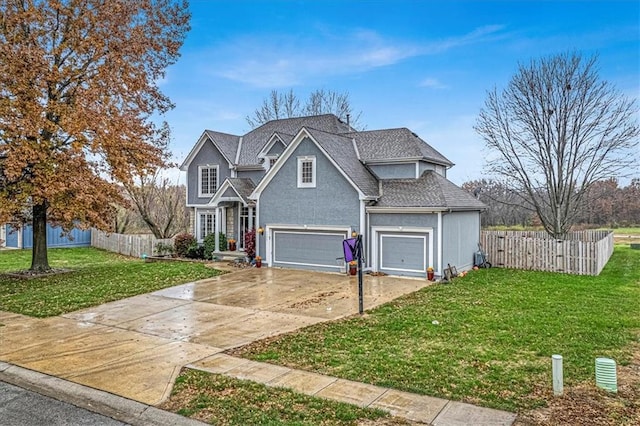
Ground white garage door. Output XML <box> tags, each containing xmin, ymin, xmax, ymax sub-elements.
<box><xmin>272</xmin><ymin>229</ymin><xmax>348</xmax><ymax>270</ymax></box>
<box><xmin>379</xmin><ymin>232</ymin><xmax>428</xmax><ymax>277</ymax></box>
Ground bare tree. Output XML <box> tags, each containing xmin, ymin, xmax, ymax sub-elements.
<box><xmin>462</xmin><ymin>179</ymin><xmax>532</xmax><ymax>227</ymax></box>
<box><xmin>246</xmin><ymin>89</ymin><xmax>363</xmax><ymax>129</ymax></box>
<box><xmin>123</xmin><ymin>172</ymin><xmax>189</xmax><ymax>239</ymax></box>
<box><xmin>475</xmin><ymin>52</ymin><xmax>639</xmax><ymax>238</ymax></box>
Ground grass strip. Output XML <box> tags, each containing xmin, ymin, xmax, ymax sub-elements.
<box><xmin>159</xmin><ymin>369</ymin><xmax>394</xmax><ymax>426</ymax></box>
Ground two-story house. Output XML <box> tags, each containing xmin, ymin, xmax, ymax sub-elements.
<box><xmin>180</xmin><ymin>114</ymin><xmax>485</xmax><ymax>278</ymax></box>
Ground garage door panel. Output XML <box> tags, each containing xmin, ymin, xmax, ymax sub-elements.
<box><xmin>379</xmin><ymin>233</ymin><xmax>427</xmax><ymax>275</ymax></box>
<box><xmin>273</xmin><ymin>231</ymin><xmax>346</xmax><ymax>268</ymax></box>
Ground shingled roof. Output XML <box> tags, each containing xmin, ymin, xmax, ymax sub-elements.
<box><xmin>238</xmin><ymin>114</ymin><xmax>354</xmax><ymax>165</ymax></box>
<box><xmin>203</xmin><ymin>130</ymin><xmax>241</xmax><ymax>164</ymax></box>
<box><xmin>305</xmin><ymin>127</ymin><xmax>379</xmax><ymax>197</ymax></box>
<box><xmin>376</xmin><ymin>170</ymin><xmax>485</xmax><ymax>210</ymax></box>
<box><xmin>225</xmin><ymin>178</ymin><xmax>256</xmax><ymax>206</ymax></box>
<box><xmin>350</xmin><ymin>128</ymin><xmax>453</xmax><ymax>166</ymax></box>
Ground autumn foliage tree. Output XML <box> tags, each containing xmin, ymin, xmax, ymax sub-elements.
<box><xmin>0</xmin><ymin>0</ymin><xmax>190</xmax><ymax>271</ymax></box>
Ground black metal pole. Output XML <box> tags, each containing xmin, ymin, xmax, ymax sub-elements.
<box><xmin>357</xmin><ymin>235</ymin><xmax>364</xmax><ymax>315</ymax></box>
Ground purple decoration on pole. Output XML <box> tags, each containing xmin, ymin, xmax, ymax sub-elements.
<box><xmin>343</xmin><ymin>238</ymin><xmax>357</xmax><ymax>262</ymax></box>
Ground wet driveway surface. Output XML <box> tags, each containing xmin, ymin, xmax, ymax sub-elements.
<box><xmin>0</xmin><ymin>268</ymin><xmax>429</xmax><ymax>405</ymax></box>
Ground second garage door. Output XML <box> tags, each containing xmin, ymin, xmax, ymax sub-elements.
<box><xmin>378</xmin><ymin>232</ymin><xmax>429</xmax><ymax>277</ymax></box>
<box><xmin>271</xmin><ymin>229</ymin><xmax>348</xmax><ymax>271</ymax></box>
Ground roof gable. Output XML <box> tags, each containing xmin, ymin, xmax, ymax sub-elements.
<box><xmin>208</xmin><ymin>178</ymin><xmax>256</xmax><ymax>206</ymax></box>
<box><xmin>251</xmin><ymin>127</ymin><xmax>378</xmax><ymax>200</ymax></box>
<box><xmin>257</xmin><ymin>132</ymin><xmax>290</xmax><ymax>159</ymax></box>
<box><xmin>179</xmin><ymin>130</ymin><xmax>240</xmax><ymax>171</ymax></box>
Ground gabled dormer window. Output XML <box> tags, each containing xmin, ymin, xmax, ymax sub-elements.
<box><xmin>297</xmin><ymin>156</ymin><xmax>316</xmax><ymax>188</ymax></box>
<box><xmin>198</xmin><ymin>165</ymin><xmax>218</xmax><ymax>197</ymax></box>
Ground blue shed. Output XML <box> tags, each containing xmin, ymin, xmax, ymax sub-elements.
<box><xmin>1</xmin><ymin>223</ymin><xmax>91</xmax><ymax>249</ymax></box>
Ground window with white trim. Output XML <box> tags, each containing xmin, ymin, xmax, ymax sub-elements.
<box><xmin>198</xmin><ymin>165</ymin><xmax>218</xmax><ymax>197</ymax></box>
<box><xmin>198</xmin><ymin>211</ymin><xmax>215</xmax><ymax>241</ymax></box>
<box><xmin>297</xmin><ymin>156</ymin><xmax>316</xmax><ymax>188</ymax></box>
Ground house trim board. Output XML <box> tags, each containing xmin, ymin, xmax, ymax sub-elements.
<box><xmin>359</xmin><ymin>200</ymin><xmax>366</xmax><ymax>267</ymax></box>
<box><xmin>437</xmin><ymin>211</ymin><xmax>443</xmax><ymax>276</ymax></box>
<box><xmin>366</xmin><ymin>207</ymin><xmax>448</xmax><ymax>214</ymax></box>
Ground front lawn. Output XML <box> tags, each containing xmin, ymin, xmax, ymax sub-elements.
<box><xmin>231</xmin><ymin>246</ymin><xmax>640</xmax><ymax>413</ymax></box>
<box><xmin>159</xmin><ymin>369</ymin><xmax>395</xmax><ymax>426</ymax></box>
<box><xmin>0</xmin><ymin>247</ymin><xmax>223</xmax><ymax>317</ymax></box>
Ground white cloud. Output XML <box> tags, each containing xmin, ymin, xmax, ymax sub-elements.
<box><xmin>206</xmin><ymin>25</ymin><xmax>506</xmax><ymax>88</ymax></box>
<box><xmin>419</xmin><ymin>78</ymin><xmax>448</xmax><ymax>89</ymax></box>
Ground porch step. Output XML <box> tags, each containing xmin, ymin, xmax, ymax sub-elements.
<box><xmin>212</xmin><ymin>251</ymin><xmax>246</xmax><ymax>262</ymax></box>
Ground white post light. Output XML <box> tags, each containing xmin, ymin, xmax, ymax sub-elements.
<box><xmin>552</xmin><ymin>354</ymin><xmax>563</xmax><ymax>396</ymax></box>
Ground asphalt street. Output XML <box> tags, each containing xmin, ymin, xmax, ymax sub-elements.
<box><xmin>0</xmin><ymin>381</ymin><xmax>127</xmax><ymax>426</ymax></box>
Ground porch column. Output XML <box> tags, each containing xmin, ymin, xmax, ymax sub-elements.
<box><xmin>214</xmin><ymin>207</ymin><xmax>221</xmax><ymax>252</ymax></box>
<box><xmin>248</xmin><ymin>206</ymin><xmax>254</xmax><ymax>230</ymax></box>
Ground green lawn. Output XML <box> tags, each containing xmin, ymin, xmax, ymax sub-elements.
<box><xmin>0</xmin><ymin>247</ymin><xmax>223</xmax><ymax>317</ymax></box>
<box><xmin>611</xmin><ymin>227</ymin><xmax>640</xmax><ymax>235</ymax></box>
<box><xmin>231</xmin><ymin>246</ymin><xmax>640</xmax><ymax>413</ymax></box>
<box><xmin>160</xmin><ymin>370</ymin><xmax>394</xmax><ymax>426</ymax></box>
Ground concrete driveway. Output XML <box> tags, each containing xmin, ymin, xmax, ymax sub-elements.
<box><xmin>0</xmin><ymin>268</ymin><xmax>429</xmax><ymax>405</ymax></box>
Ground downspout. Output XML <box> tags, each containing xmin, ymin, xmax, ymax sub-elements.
<box><xmin>437</xmin><ymin>211</ymin><xmax>443</xmax><ymax>276</ymax></box>
<box><xmin>359</xmin><ymin>199</ymin><xmax>366</xmax><ymax>268</ymax></box>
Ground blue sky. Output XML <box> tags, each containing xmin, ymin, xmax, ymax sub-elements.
<box><xmin>161</xmin><ymin>0</ymin><xmax>640</xmax><ymax>185</ymax></box>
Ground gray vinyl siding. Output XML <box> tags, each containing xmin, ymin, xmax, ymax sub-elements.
<box><xmin>258</xmin><ymin>137</ymin><xmax>360</xmax><ymax>258</ymax></box>
<box><xmin>187</xmin><ymin>140</ymin><xmax>231</xmax><ymax>205</ymax></box>
<box><xmin>267</xmin><ymin>142</ymin><xmax>285</xmax><ymax>156</ymax></box>
<box><xmin>368</xmin><ymin>163</ymin><xmax>416</xmax><ymax>179</ymax></box>
<box><xmin>418</xmin><ymin>161</ymin><xmax>436</xmax><ymax>175</ymax></box>
<box><xmin>442</xmin><ymin>211</ymin><xmax>481</xmax><ymax>271</ymax></box>
<box><xmin>369</xmin><ymin>213</ymin><xmax>439</xmax><ymax>229</ymax></box>
<box><xmin>236</xmin><ymin>169</ymin><xmax>265</xmax><ymax>184</ymax></box>
<box><xmin>369</xmin><ymin>212</ymin><xmax>440</xmax><ymax>273</ymax></box>
<box><xmin>221</xmin><ymin>187</ymin><xmax>236</xmax><ymax>198</ymax></box>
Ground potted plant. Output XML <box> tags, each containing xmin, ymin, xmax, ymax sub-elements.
<box><xmin>349</xmin><ymin>260</ymin><xmax>357</xmax><ymax>276</ymax></box>
<box><xmin>255</xmin><ymin>255</ymin><xmax>262</xmax><ymax>268</ymax></box>
<box><xmin>228</xmin><ymin>239</ymin><xmax>236</xmax><ymax>251</ymax></box>
<box><xmin>427</xmin><ymin>266</ymin><xmax>435</xmax><ymax>281</ymax></box>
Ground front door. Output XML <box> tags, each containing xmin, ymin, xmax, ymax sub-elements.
<box><xmin>238</xmin><ymin>206</ymin><xmax>256</xmax><ymax>250</ymax></box>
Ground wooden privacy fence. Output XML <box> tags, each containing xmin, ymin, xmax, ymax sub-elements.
<box><xmin>91</xmin><ymin>230</ymin><xmax>173</xmax><ymax>258</ymax></box>
<box><xmin>481</xmin><ymin>230</ymin><xmax>614</xmax><ymax>276</ymax></box>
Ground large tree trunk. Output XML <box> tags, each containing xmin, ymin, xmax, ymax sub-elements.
<box><xmin>30</xmin><ymin>202</ymin><xmax>50</xmax><ymax>272</ymax></box>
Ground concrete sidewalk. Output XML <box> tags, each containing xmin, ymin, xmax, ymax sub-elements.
<box><xmin>189</xmin><ymin>353</ymin><xmax>517</xmax><ymax>426</ymax></box>
<box><xmin>0</xmin><ymin>362</ymin><xmax>206</xmax><ymax>426</ymax></box>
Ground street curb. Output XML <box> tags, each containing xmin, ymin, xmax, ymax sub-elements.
<box><xmin>0</xmin><ymin>362</ymin><xmax>205</xmax><ymax>426</ymax></box>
